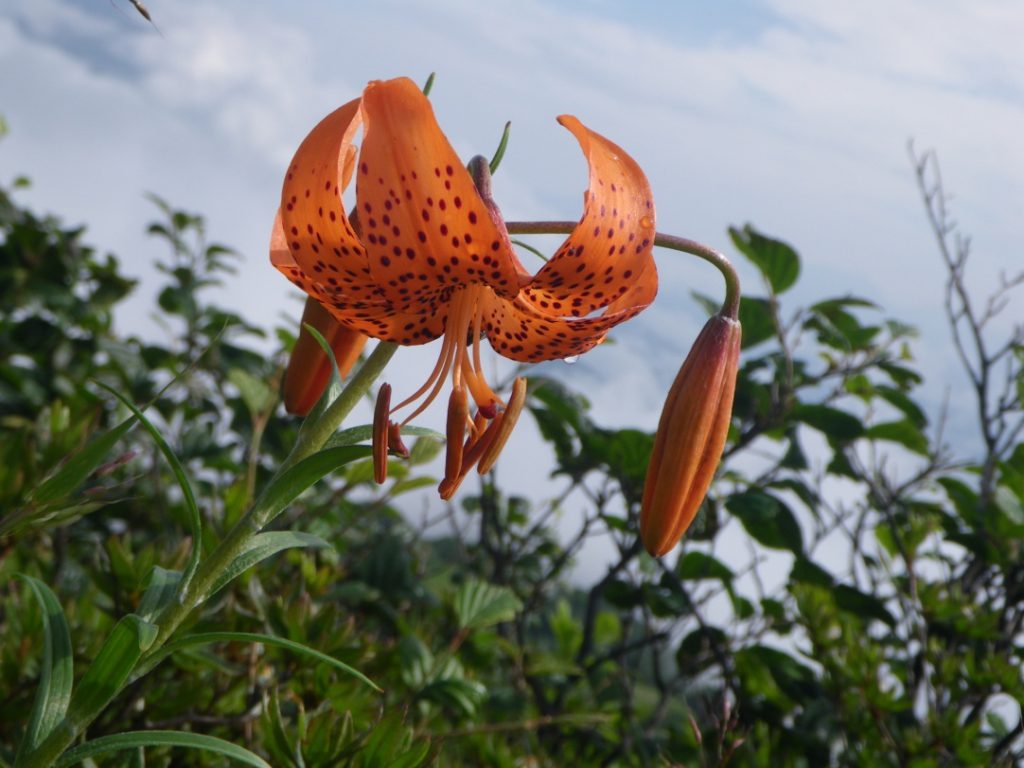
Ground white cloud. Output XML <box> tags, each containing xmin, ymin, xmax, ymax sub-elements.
<box><xmin>3</xmin><ymin>0</ymin><xmax>1021</xmax><ymax>579</ymax></box>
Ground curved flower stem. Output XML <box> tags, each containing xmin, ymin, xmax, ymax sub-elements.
<box><xmin>504</xmin><ymin>221</ymin><xmax>741</xmax><ymax>318</ymax></box>
<box><xmin>19</xmin><ymin>341</ymin><xmax>399</xmax><ymax>768</ymax></box>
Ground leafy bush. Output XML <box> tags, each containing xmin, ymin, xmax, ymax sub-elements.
<box><xmin>1</xmin><ymin>146</ymin><xmax>1022</xmax><ymax>766</ymax></box>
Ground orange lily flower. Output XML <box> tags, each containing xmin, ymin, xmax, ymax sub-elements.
<box><xmin>271</xmin><ymin>76</ymin><xmax>658</xmax><ymax>496</ymax></box>
<box><xmin>640</xmin><ymin>312</ymin><xmax>741</xmax><ymax>556</ymax></box>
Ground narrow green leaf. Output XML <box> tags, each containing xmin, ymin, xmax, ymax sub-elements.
<box><xmin>29</xmin><ymin>417</ymin><xmax>136</xmax><ymax>507</ymax></box>
<box><xmin>421</xmin><ymin>72</ymin><xmax>435</xmax><ymax>96</ymax></box>
<box><xmin>488</xmin><ymin>121</ymin><xmax>512</xmax><ymax>174</ymax></box>
<box><xmin>54</xmin><ymin>730</ymin><xmax>271</xmax><ymax>768</ymax></box>
<box><xmin>250</xmin><ymin>445</ymin><xmax>372</xmax><ymax>525</ymax></box>
<box><xmin>14</xmin><ymin>578</ymin><xmax>73</xmax><ymax>761</ymax></box>
<box><xmin>0</xmin><ymin>502</ymin><xmax>106</xmax><ymax>541</ymax></box>
<box><xmin>323</xmin><ymin>424</ymin><xmax>443</xmax><ymax>450</ymax></box>
<box><xmin>96</xmin><ymin>384</ymin><xmax>202</xmax><ymax>591</ymax></box>
<box><xmin>66</xmin><ymin>615</ymin><xmax>158</xmax><ymax>729</ymax></box>
<box><xmin>454</xmin><ymin>578</ymin><xmax>522</xmax><ymax>631</ymax></box>
<box><xmin>292</xmin><ymin>321</ymin><xmax>345</xmax><ymax>446</ymax></box>
<box><xmin>511</xmin><ymin>238</ymin><xmax>549</xmax><ymax>263</ymax></box>
<box><xmin>142</xmin><ymin>631</ymin><xmax>379</xmax><ymax>692</ymax></box>
<box><xmin>206</xmin><ymin>531</ymin><xmax>331</xmax><ymax>598</ymax></box>
<box><xmin>137</xmin><ymin>567</ymin><xmax>182</xmax><ymax>622</ymax></box>
<box><xmin>390</xmin><ymin>477</ymin><xmax>438</xmax><ymax>495</ymax></box>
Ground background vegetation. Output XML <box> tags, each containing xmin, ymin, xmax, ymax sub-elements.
<box><xmin>1</xmin><ymin>139</ymin><xmax>1023</xmax><ymax>766</ymax></box>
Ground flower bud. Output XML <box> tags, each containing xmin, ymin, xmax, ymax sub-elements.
<box><xmin>641</xmin><ymin>313</ymin><xmax>741</xmax><ymax>556</ymax></box>
<box><xmin>284</xmin><ymin>298</ymin><xmax>368</xmax><ymax>416</ymax></box>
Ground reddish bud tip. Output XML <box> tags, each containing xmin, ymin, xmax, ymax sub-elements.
<box><xmin>640</xmin><ymin>314</ymin><xmax>741</xmax><ymax>556</ymax></box>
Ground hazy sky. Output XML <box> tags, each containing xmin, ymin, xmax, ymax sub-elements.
<box><xmin>3</xmin><ymin>0</ymin><xmax>1022</xmax><ymax>574</ymax></box>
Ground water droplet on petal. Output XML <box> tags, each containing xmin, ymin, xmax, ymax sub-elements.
<box><xmin>562</xmin><ymin>355</ymin><xmax>580</xmax><ymax>365</ymax></box>
<box><xmin>640</xmin><ymin>215</ymin><xmax>653</xmax><ymax>229</ymax></box>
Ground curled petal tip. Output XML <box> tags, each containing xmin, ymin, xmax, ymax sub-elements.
<box><xmin>640</xmin><ymin>314</ymin><xmax>741</xmax><ymax>557</ymax></box>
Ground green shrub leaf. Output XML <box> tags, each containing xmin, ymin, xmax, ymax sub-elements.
<box><xmin>454</xmin><ymin>578</ymin><xmax>522</xmax><ymax>631</ymax></box>
<box><xmin>729</xmin><ymin>225</ymin><xmax>801</xmax><ymax>294</ymax></box>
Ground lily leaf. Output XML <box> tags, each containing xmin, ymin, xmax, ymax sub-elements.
<box><xmin>207</xmin><ymin>531</ymin><xmax>331</xmax><ymax>599</ymax></box>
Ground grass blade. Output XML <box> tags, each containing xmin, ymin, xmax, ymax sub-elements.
<box><xmin>142</xmin><ymin>631</ymin><xmax>380</xmax><ymax>692</ymax></box>
<box><xmin>14</xmin><ymin>578</ymin><xmax>73</xmax><ymax>762</ymax></box>
<box><xmin>95</xmin><ymin>383</ymin><xmax>203</xmax><ymax>592</ymax></box>
<box><xmin>54</xmin><ymin>730</ymin><xmax>270</xmax><ymax>768</ymax></box>
<box><xmin>29</xmin><ymin>417</ymin><xmax>136</xmax><ymax>507</ymax></box>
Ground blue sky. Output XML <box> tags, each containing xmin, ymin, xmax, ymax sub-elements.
<box><xmin>2</xmin><ymin>0</ymin><xmax>1023</xmax><ymax>574</ymax></box>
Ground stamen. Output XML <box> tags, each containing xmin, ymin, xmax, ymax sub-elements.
<box><xmin>444</xmin><ymin>387</ymin><xmax>469</xmax><ymax>485</ymax></box>
<box><xmin>439</xmin><ymin>413</ymin><xmax>502</xmax><ymax>500</ymax></box>
<box><xmin>387</xmin><ymin>421</ymin><xmax>409</xmax><ymax>458</ymax></box>
<box><xmin>478</xmin><ymin>377</ymin><xmax>527</xmax><ymax>474</ymax></box>
<box><xmin>373</xmin><ymin>383</ymin><xmax>391</xmax><ymax>484</ymax></box>
<box><xmin>461</xmin><ymin>355</ymin><xmax>499</xmax><ymax>416</ymax></box>
<box><xmin>391</xmin><ymin>324</ymin><xmax>457</xmax><ymax>415</ymax></box>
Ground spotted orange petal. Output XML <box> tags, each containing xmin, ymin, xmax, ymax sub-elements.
<box><xmin>523</xmin><ymin>115</ymin><xmax>657</xmax><ymax>319</ymax></box>
<box><xmin>278</xmin><ymin>97</ymin><xmax>388</xmax><ymax>314</ymax></box>
<box><xmin>355</xmin><ymin>78</ymin><xmax>527</xmax><ymax>314</ymax></box>
<box><xmin>481</xmin><ymin>276</ymin><xmax>655</xmax><ymax>362</ymax></box>
<box><xmin>273</xmin><ymin>209</ymin><xmax>449</xmax><ymax>344</ymax></box>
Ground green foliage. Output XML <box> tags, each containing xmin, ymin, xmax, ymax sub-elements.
<box><xmin>2</xmin><ymin>161</ymin><xmax>1023</xmax><ymax>768</ymax></box>
<box><xmin>14</xmin><ymin>579</ymin><xmax>73</xmax><ymax>762</ymax></box>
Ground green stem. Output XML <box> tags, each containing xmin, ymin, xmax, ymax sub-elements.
<box><xmin>19</xmin><ymin>341</ymin><xmax>398</xmax><ymax>768</ymax></box>
<box><xmin>153</xmin><ymin>339</ymin><xmax>397</xmax><ymax>647</ymax></box>
<box><xmin>504</xmin><ymin>221</ymin><xmax>741</xmax><ymax>319</ymax></box>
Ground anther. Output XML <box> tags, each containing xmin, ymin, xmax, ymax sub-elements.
<box><xmin>373</xmin><ymin>383</ymin><xmax>391</xmax><ymax>484</ymax></box>
<box><xmin>477</xmin><ymin>377</ymin><xmax>527</xmax><ymax>474</ymax></box>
